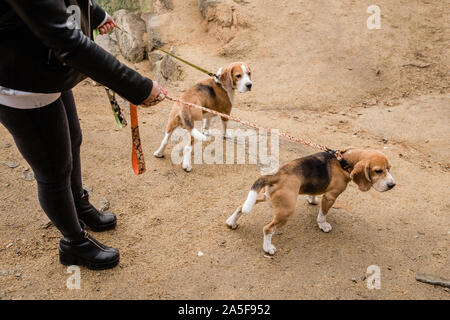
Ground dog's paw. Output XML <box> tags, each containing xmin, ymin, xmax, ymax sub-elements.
<box><xmin>153</xmin><ymin>151</ymin><xmax>164</xmax><ymax>158</ymax></box>
<box><xmin>182</xmin><ymin>159</ymin><xmax>192</xmax><ymax>172</ymax></box>
<box><xmin>318</xmin><ymin>221</ymin><xmax>332</xmax><ymax>233</ymax></box>
<box><xmin>226</xmin><ymin>217</ymin><xmax>238</xmax><ymax>230</ymax></box>
<box><xmin>306</xmin><ymin>195</ymin><xmax>319</xmax><ymax>205</ymax></box>
<box><xmin>263</xmin><ymin>243</ymin><xmax>277</xmax><ymax>255</ymax></box>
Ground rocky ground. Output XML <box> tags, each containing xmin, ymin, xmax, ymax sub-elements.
<box><xmin>0</xmin><ymin>0</ymin><xmax>449</xmax><ymax>299</ymax></box>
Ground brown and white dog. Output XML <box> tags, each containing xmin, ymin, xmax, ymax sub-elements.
<box><xmin>226</xmin><ymin>149</ymin><xmax>396</xmax><ymax>255</ymax></box>
<box><xmin>153</xmin><ymin>62</ymin><xmax>253</xmax><ymax>172</ymax></box>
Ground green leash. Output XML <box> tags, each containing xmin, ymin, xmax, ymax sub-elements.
<box><xmin>114</xmin><ymin>26</ymin><xmax>218</xmax><ymax>78</ymax></box>
<box><xmin>155</xmin><ymin>47</ymin><xmax>217</xmax><ymax>78</ymax></box>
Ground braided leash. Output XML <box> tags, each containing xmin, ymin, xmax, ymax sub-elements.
<box><xmin>104</xmin><ymin>24</ymin><xmax>346</xmax><ymax>170</ymax></box>
<box><xmin>163</xmin><ymin>95</ymin><xmax>345</xmax><ymax>161</ymax></box>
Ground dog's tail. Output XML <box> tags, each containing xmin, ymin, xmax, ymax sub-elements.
<box><xmin>179</xmin><ymin>106</ymin><xmax>207</xmax><ymax>141</ymax></box>
<box><xmin>242</xmin><ymin>174</ymin><xmax>280</xmax><ymax>214</ymax></box>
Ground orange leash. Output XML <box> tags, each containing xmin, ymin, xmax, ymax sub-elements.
<box><xmin>130</xmin><ymin>104</ymin><xmax>146</xmax><ymax>175</ymax></box>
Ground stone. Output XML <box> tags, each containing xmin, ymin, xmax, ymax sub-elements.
<box><xmin>95</xmin><ymin>34</ymin><xmax>116</xmax><ymax>56</ymax></box>
<box><xmin>113</xmin><ymin>10</ymin><xmax>146</xmax><ymax>63</ymax></box>
<box><xmin>141</xmin><ymin>13</ymin><xmax>164</xmax><ymax>52</ymax></box>
<box><xmin>148</xmin><ymin>51</ymin><xmax>164</xmax><ymax>64</ymax></box>
<box><xmin>152</xmin><ymin>53</ymin><xmax>183</xmax><ymax>85</ymax></box>
<box><xmin>415</xmin><ymin>274</ymin><xmax>450</xmax><ymax>289</ymax></box>
<box><xmin>21</xmin><ymin>170</ymin><xmax>34</xmax><ymax>181</ymax></box>
<box><xmin>198</xmin><ymin>0</ymin><xmax>249</xmax><ymax>43</ymax></box>
<box><xmin>152</xmin><ymin>0</ymin><xmax>174</xmax><ymax>14</ymax></box>
<box><xmin>99</xmin><ymin>197</ymin><xmax>110</xmax><ymax>212</ymax></box>
<box><xmin>3</xmin><ymin>161</ymin><xmax>19</xmax><ymax>169</ymax></box>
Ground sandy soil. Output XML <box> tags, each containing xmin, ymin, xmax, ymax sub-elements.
<box><xmin>0</xmin><ymin>0</ymin><xmax>449</xmax><ymax>299</ymax></box>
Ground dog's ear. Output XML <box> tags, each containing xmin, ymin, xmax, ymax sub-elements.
<box><xmin>219</xmin><ymin>65</ymin><xmax>235</xmax><ymax>89</ymax></box>
<box><xmin>350</xmin><ymin>159</ymin><xmax>372</xmax><ymax>191</ymax></box>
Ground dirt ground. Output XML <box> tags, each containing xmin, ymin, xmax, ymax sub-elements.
<box><xmin>1</xmin><ymin>0</ymin><xmax>449</xmax><ymax>299</ymax></box>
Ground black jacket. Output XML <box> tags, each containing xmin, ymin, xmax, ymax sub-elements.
<box><xmin>0</xmin><ymin>0</ymin><xmax>152</xmax><ymax>105</ymax></box>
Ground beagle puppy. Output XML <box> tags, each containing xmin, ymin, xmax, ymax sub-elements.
<box><xmin>226</xmin><ymin>149</ymin><xmax>396</xmax><ymax>255</ymax></box>
<box><xmin>153</xmin><ymin>62</ymin><xmax>253</xmax><ymax>172</ymax></box>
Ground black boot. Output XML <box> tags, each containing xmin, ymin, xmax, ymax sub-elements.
<box><xmin>75</xmin><ymin>190</ymin><xmax>117</xmax><ymax>231</ymax></box>
<box><xmin>59</xmin><ymin>229</ymin><xmax>120</xmax><ymax>270</ymax></box>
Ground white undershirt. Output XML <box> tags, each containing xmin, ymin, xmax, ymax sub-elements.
<box><xmin>0</xmin><ymin>86</ymin><xmax>61</xmax><ymax>109</ymax></box>
<box><xmin>0</xmin><ymin>12</ymin><xmax>109</xmax><ymax>109</ymax></box>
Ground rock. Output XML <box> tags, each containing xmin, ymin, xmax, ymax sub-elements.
<box><xmin>3</xmin><ymin>161</ymin><xmax>19</xmax><ymax>169</ymax></box>
<box><xmin>95</xmin><ymin>34</ymin><xmax>116</xmax><ymax>56</ymax></box>
<box><xmin>198</xmin><ymin>0</ymin><xmax>220</xmax><ymax>21</ymax></box>
<box><xmin>218</xmin><ymin>29</ymin><xmax>255</xmax><ymax>58</ymax></box>
<box><xmin>40</xmin><ymin>221</ymin><xmax>52</xmax><ymax>229</ymax></box>
<box><xmin>113</xmin><ymin>10</ymin><xmax>146</xmax><ymax>63</ymax></box>
<box><xmin>153</xmin><ymin>53</ymin><xmax>183</xmax><ymax>84</ymax></box>
<box><xmin>415</xmin><ymin>274</ymin><xmax>450</xmax><ymax>288</ymax></box>
<box><xmin>198</xmin><ymin>0</ymin><xmax>249</xmax><ymax>43</ymax></box>
<box><xmin>351</xmin><ymin>278</ymin><xmax>358</xmax><ymax>283</ymax></box>
<box><xmin>152</xmin><ymin>0</ymin><xmax>174</xmax><ymax>14</ymax></box>
<box><xmin>99</xmin><ymin>197</ymin><xmax>110</xmax><ymax>212</ymax></box>
<box><xmin>197</xmin><ymin>251</ymin><xmax>204</xmax><ymax>257</ymax></box>
<box><xmin>148</xmin><ymin>51</ymin><xmax>164</xmax><ymax>64</ymax></box>
<box><xmin>21</xmin><ymin>170</ymin><xmax>34</xmax><ymax>181</ymax></box>
<box><xmin>141</xmin><ymin>13</ymin><xmax>164</xmax><ymax>51</ymax></box>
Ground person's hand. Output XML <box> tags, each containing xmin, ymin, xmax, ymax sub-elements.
<box><xmin>141</xmin><ymin>81</ymin><xmax>167</xmax><ymax>107</ymax></box>
<box><xmin>99</xmin><ymin>16</ymin><xmax>117</xmax><ymax>35</ymax></box>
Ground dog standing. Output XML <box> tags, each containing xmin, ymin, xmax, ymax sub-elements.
<box><xmin>226</xmin><ymin>149</ymin><xmax>396</xmax><ymax>255</ymax></box>
<box><xmin>154</xmin><ymin>62</ymin><xmax>253</xmax><ymax>172</ymax></box>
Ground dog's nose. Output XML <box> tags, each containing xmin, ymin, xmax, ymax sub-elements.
<box><xmin>246</xmin><ymin>83</ymin><xmax>252</xmax><ymax>90</ymax></box>
<box><xmin>387</xmin><ymin>182</ymin><xmax>396</xmax><ymax>190</ymax></box>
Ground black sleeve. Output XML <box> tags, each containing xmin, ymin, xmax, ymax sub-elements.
<box><xmin>90</xmin><ymin>0</ymin><xmax>107</xmax><ymax>29</ymax></box>
<box><xmin>5</xmin><ymin>0</ymin><xmax>152</xmax><ymax>105</ymax></box>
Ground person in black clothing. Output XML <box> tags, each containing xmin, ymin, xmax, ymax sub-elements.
<box><xmin>0</xmin><ymin>0</ymin><xmax>166</xmax><ymax>270</ymax></box>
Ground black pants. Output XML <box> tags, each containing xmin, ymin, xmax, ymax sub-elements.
<box><xmin>0</xmin><ymin>91</ymin><xmax>83</xmax><ymax>239</ymax></box>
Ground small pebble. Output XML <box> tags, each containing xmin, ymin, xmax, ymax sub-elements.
<box><xmin>3</xmin><ymin>161</ymin><xmax>19</xmax><ymax>169</ymax></box>
<box><xmin>197</xmin><ymin>251</ymin><xmax>204</xmax><ymax>257</ymax></box>
<box><xmin>99</xmin><ymin>197</ymin><xmax>110</xmax><ymax>211</ymax></box>
<box><xmin>21</xmin><ymin>170</ymin><xmax>34</xmax><ymax>181</ymax></box>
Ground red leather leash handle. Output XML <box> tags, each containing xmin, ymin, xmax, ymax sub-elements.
<box><xmin>130</xmin><ymin>104</ymin><xmax>146</xmax><ymax>175</ymax></box>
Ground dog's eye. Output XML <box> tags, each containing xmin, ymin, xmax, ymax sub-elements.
<box><xmin>248</xmin><ymin>72</ymin><xmax>251</xmax><ymax>77</ymax></box>
<box><xmin>375</xmin><ymin>169</ymin><xmax>383</xmax><ymax>174</ymax></box>
<box><xmin>236</xmin><ymin>74</ymin><xmax>242</xmax><ymax>79</ymax></box>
